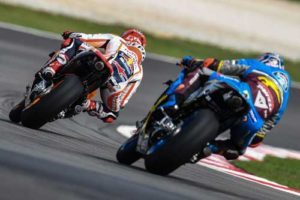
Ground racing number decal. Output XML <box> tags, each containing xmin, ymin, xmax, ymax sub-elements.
<box><xmin>254</xmin><ymin>90</ymin><xmax>268</xmax><ymax>109</ymax></box>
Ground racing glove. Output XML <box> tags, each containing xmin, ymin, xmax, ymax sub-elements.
<box><xmin>179</xmin><ymin>56</ymin><xmax>195</xmax><ymax>67</ymax></box>
<box><xmin>62</xmin><ymin>31</ymin><xmax>74</xmax><ymax>39</ymax></box>
<box><xmin>202</xmin><ymin>58</ymin><xmax>220</xmax><ymax>71</ymax></box>
<box><xmin>178</xmin><ymin>56</ymin><xmax>199</xmax><ymax>71</ymax></box>
<box><xmin>179</xmin><ymin>56</ymin><xmax>220</xmax><ymax>72</ymax></box>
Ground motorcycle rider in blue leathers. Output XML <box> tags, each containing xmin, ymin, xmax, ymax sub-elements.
<box><xmin>155</xmin><ymin>53</ymin><xmax>290</xmax><ymax>160</ymax></box>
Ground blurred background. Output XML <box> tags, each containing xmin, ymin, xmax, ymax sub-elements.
<box><xmin>1</xmin><ymin>0</ymin><xmax>300</xmax><ymax>60</ymax></box>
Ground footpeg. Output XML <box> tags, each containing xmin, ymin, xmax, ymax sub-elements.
<box><xmin>94</xmin><ymin>61</ymin><xmax>105</xmax><ymax>71</ymax></box>
<box><xmin>223</xmin><ymin>149</ymin><xmax>239</xmax><ymax>160</ymax></box>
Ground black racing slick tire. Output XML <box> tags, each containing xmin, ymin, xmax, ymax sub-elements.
<box><xmin>9</xmin><ymin>99</ymin><xmax>25</xmax><ymax>123</ymax></box>
<box><xmin>21</xmin><ymin>75</ymin><xmax>84</xmax><ymax>129</ymax></box>
<box><xmin>116</xmin><ymin>134</ymin><xmax>141</xmax><ymax>165</ymax></box>
<box><xmin>144</xmin><ymin>109</ymin><xmax>219</xmax><ymax>175</ymax></box>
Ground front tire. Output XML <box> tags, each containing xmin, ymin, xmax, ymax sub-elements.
<box><xmin>116</xmin><ymin>134</ymin><xmax>141</xmax><ymax>165</ymax></box>
<box><xmin>144</xmin><ymin>109</ymin><xmax>219</xmax><ymax>175</ymax></box>
<box><xmin>21</xmin><ymin>75</ymin><xmax>84</xmax><ymax>129</ymax></box>
<box><xmin>9</xmin><ymin>99</ymin><xmax>25</xmax><ymax>123</ymax></box>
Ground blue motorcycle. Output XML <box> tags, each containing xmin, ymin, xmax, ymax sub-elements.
<box><xmin>116</xmin><ymin>67</ymin><xmax>250</xmax><ymax>175</ymax></box>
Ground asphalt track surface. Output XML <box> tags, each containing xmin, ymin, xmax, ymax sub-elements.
<box><xmin>0</xmin><ymin>27</ymin><xmax>299</xmax><ymax>200</ymax></box>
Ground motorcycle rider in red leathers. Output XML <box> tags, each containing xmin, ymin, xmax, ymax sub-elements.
<box><xmin>39</xmin><ymin>29</ymin><xmax>146</xmax><ymax>123</ymax></box>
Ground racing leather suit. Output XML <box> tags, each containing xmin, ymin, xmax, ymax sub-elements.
<box><xmin>42</xmin><ymin>32</ymin><xmax>145</xmax><ymax>123</ymax></box>
<box><xmin>160</xmin><ymin>57</ymin><xmax>290</xmax><ymax>158</ymax></box>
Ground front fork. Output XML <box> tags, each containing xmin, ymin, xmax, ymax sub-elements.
<box><xmin>23</xmin><ymin>84</ymin><xmax>31</xmax><ymax>107</ymax></box>
<box><xmin>136</xmin><ymin>113</ymin><xmax>181</xmax><ymax>155</ymax></box>
<box><xmin>137</xmin><ymin>130</ymin><xmax>150</xmax><ymax>154</ymax></box>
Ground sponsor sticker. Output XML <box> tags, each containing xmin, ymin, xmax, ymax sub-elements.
<box><xmin>249</xmin><ymin>110</ymin><xmax>257</xmax><ymax>122</ymax></box>
<box><xmin>273</xmin><ymin>71</ymin><xmax>289</xmax><ymax>92</ymax></box>
<box><xmin>254</xmin><ymin>90</ymin><xmax>268</xmax><ymax>110</ymax></box>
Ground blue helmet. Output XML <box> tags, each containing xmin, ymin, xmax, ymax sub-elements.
<box><xmin>258</xmin><ymin>52</ymin><xmax>284</xmax><ymax>69</ymax></box>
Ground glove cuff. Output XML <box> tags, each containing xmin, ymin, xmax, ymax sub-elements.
<box><xmin>203</xmin><ymin>58</ymin><xmax>220</xmax><ymax>70</ymax></box>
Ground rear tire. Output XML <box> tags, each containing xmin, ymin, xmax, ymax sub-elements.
<box><xmin>116</xmin><ymin>134</ymin><xmax>141</xmax><ymax>165</ymax></box>
<box><xmin>144</xmin><ymin>109</ymin><xmax>219</xmax><ymax>175</ymax></box>
<box><xmin>9</xmin><ymin>99</ymin><xmax>25</xmax><ymax>123</ymax></box>
<box><xmin>21</xmin><ymin>75</ymin><xmax>84</xmax><ymax>129</ymax></box>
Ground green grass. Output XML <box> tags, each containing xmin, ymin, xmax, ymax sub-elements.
<box><xmin>0</xmin><ymin>3</ymin><xmax>299</xmax><ymax>81</ymax></box>
<box><xmin>287</xmin><ymin>0</ymin><xmax>300</xmax><ymax>3</ymax></box>
<box><xmin>234</xmin><ymin>156</ymin><xmax>300</xmax><ymax>190</ymax></box>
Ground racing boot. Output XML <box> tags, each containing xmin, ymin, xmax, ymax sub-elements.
<box><xmin>189</xmin><ymin>144</ymin><xmax>214</xmax><ymax>163</ymax></box>
<box><xmin>42</xmin><ymin>51</ymin><xmax>68</xmax><ymax>79</ymax></box>
<box><xmin>75</xmin><ymin>100</ymin><xmax>117</xmax><ymax>123</ymax></box>
<box><xmin>33</xmin><ymin>52</ymin><xmax>67</xmax><ymax>94</ymax></box>
<box><xmin>30</xmin><ymin>67</ymin><xmax>55</xmax><ymax>101</ymax></box>
<box><xmin>206</xmin><ymin>139</ymin><xmax>240</xmax><ymax>160</ymax></box>
<box><xmin>42</xmin><ymin>51</ymin><xmax>69</xmax><ymax>79</ymax></box>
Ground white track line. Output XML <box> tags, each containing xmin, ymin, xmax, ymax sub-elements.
<box><xmin>0</xmin><ymin>21</ymin><xmax>299</xmax><ymax>89</ymax></box>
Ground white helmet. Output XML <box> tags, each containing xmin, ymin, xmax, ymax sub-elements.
<box><xmin>258</xmin><ymin>52</ymin><xmax>284</xmax><ymax>69</ymax></box>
